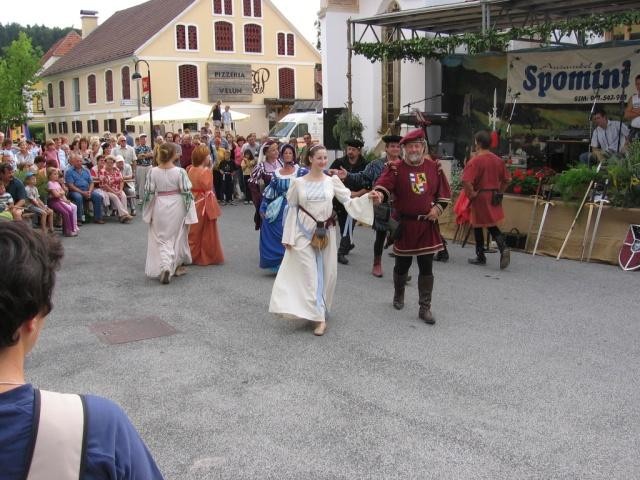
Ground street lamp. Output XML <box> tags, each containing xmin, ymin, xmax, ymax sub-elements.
<box><xmin>132</xmin><ymin>59</ymin><xmax>154</xmax><ymax>148</ymax></box>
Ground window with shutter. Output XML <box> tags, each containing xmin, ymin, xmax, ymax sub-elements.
<box><xmin>278</xmin><ymin>68</ymin><xmax>295</xmax><ymax>99</ymax></box>
<box><xmin>188</xmin><ymin>25</ymin><xmax>198</xmax><ymax>50</ymax></box>
<box><xmin>277</xmin><ymin>32</ymin><xmax>285</xmax><ymax>55</ymax></box>
<box><xmin>105</xmin><ymin>70</ymin><xmax>113</xmax><ymax>102</ymax></box>
<box><xmin>121</xmin><ymin>67</ymin><xmax>131</xmax><ymax>100</ymax></box>
<box><xmin>214</xmin><ymin>21</ymin><xmax>233</xmax><ymax>51</ymax></box>
<box><xmin>287</xmin><ymin>33</ymin><xmax>295</xmax><ymax>55</ymax></box>
<box><xmin>179</xmin><ymin>65</ymin><xmax>199</xmax><ymax>98</ymax></box>
<box><xmin>58</xmin><ymin>81</ymin><xmax>65</xmax><ymax>107</ymax></box>
<box><xmin>87</xmin><ymin>74</ymin><xmax>96</xmax><ymax>104</ymax></box>
<box><xmin>47</xmin><ymin>83</ymin><xmax>54</xmax><ymax>109</ymax></box>
<box><xmin>176</xmin><ymin>24</ymin><xmax>186</xmax><ymax>49</ymax></box>
<box><xmin>244</xmin><ymin>24</ymin><xmax>262</xmax><ymax>53</ymax></box>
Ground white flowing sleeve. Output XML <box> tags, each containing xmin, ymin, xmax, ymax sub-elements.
<box><xmin>281</xmin><ymin>178</ymin><xmax>300</xmax><ymax>246</ymax></box>
<box><xmin>142</xmin><ymin>168</ymin><xmax>155</xmax><ymax>224</ymax></box>
<box><xmin>331</xmin><ymin>175</ymin><xmax>374</xmax><ymax>226</ymax></box>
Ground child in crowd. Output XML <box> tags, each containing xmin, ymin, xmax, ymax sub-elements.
<box><xmin>24</xmin><ymin>172</ymin><xmax>54</xmax><ymax>233</ymax></box>
<box><xmin>0</xmin><ymin>182</ymin><xmax>17</xmax><ymax>221</ymax></box>
<box><xmin>218</xmin><ymin>152</ymin><xmax>237</xmax><ymax>205</ymax></box>
<box><xmin>240</xmin><ymin>150</ymin><xmax>256</xmax><ymax>205</ymax></box>
<box><xmin>46</xmin><ymin>168</ymin><xmax>78</xmax><ymax>237</ymax></box>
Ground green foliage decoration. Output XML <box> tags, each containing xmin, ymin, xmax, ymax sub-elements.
<box><xmin>332</xmin><ymin>110</ymin><xmax>364</xmax><ymax>150</ymax></box>
<box><xmin>353</xmin><ymin>11</ymin><xmax>640</xmax><ymax>62</ymax></box>
<box><xmin>553</xmin><ymin>164</ymin><xmax>601</xmax><ymax>202</ymax></box>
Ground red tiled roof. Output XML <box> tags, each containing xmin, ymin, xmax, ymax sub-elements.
<box><xmin>41</xmin><ymin>0</ymin><xmax>196</xmax><ymax>77</ymax></box>
<box><xmin>40</xmin><ymin>31</ymin><xmax>82</xmax><ymax>65</ymax></box>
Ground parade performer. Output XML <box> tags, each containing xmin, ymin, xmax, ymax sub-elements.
<box><xmin>248</xmin><ymin>141</ymin><xmax>283</xmax><ymax>230</ymax></box>
<box><xmin>269</xmin><ymin>145</ymin><xmax>379</xmax><ymax>336</ymax></box>
<box><xmin>334</xmin><ymin>135</ymin><xmax>402</xmax><ymax>277</ymax></box>
<box><xmin>329</xmin><ymin>139</ymin><xmax>367</xmax><ymax>265</ymax></box>
<box><xmin>462</xmin><ymin>130</ymin><xmax>511</xmax><ymax>269</ymax></box>
<box><xmin>258</xmin><ymin>144</ymin><xmax>306</xmax><ymax>272</ymax></box>
<box><xmin>374</xmin><ymin>129</ymin><xmax>451</xmax><ymax>324</ymax></box>
<box><xmin>188</xmin><ymin>145</ymin><xmax>224</xmax><ymax>266</ymax></box>
<box><xmin>143</xmin><ymin>143</ymin><xmax>197</xmax><ymax>284</ymax></box>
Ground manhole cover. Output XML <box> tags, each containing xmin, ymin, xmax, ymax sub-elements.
<box><xmin>89</xmin><ymin>316</ymin><xmax>178</xmax><ymax>345</ymax></box>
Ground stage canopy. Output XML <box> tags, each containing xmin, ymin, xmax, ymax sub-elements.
<box><xmin>126</xmin><ymin>100</ymin><xmax>249</xmax><ymax>126</ymax></box>
<box><xmin>351</xmin><ymin>0</ymin><xmax>640</xmax><ymax>40</ymax></box>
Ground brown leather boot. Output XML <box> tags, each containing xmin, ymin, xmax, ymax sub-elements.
<box><xmin>393</xmin><ymin>271</ymin><xmax>407</xmax><ymax>310</ymax></box>
<box><xmin>372</xmin><ymin>256</ymin><xmax>383</xmax><ymax>277</ymax></box>
<box><xmin>418</xmin><ymin>275</ymin><xmax>435</xmax><ymax>324</ymax></box>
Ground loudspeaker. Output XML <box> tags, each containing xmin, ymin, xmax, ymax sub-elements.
<box><xmin>323</xmin><ymin>108</ymin><xmax>344</xmax><ymax>150</ymax></box>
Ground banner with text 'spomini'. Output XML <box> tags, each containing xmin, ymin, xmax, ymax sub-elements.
<box><xmin>507</xmin><ymin>45</ymin><xmax>639</xmax><ymax>104</ymax></box>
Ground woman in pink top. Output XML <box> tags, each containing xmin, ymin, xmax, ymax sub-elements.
<box><xmin>99</xmin><ymin>156</ymin><xmax>133</xmax><ymax>223</ymax></box>
<box><xmin>46</xmin><ymin>168</ymin><xmax>78</xmax><ymax>236</ymax></box>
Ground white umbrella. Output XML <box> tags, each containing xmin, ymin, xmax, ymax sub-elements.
<box><xmin>126</xmin><ymin>100</ymin><xmax>249</xmax><ymax>125</ymax></box>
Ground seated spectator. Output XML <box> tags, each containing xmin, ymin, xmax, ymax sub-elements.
<box><xmin>90</xmin><ymin>155</ymin><xmax>111</xmax><ymax>211</ymax></box>
<box><xmin>0</xmin><ymin>222</ymin><xmax>166</xmax><ymax>479</ymax></box>
<box><xmin>0</xmin><ymin>163</ymin><xmax>26</xmax><ymax>219</ymax></box>
<box><xmin>115</xmin><ymin>156</ymin><xmax>136</xmax><ymax>216</ymax></box>
<box><xmin>47</xmin><ymin>168</ymin><xmax>78</xmax><ymax>237</ymax></box>
<box><xmin>100</xmin><ymin>156</ymin><xmax>133</xmax><ymax>223</ymax></box>
<box><xmin>24</xmin><ymin>172</ymin><xmax>54</xmax><ymax>233</ymax></box>
<box><xmin>64</xmin><ymin>153</ymin><xmax>104</xmax><ymax>225</ymax></box>
<box><xmin>0</xmin><ymin>181</ymin><xmax>18</xmax><ymax>221</ymax></box>
<box><xmin>34</xmin><ymin>156</ymin><xmax>49</xmax><ymax>202</ymax></box>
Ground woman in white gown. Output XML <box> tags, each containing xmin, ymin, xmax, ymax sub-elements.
<box><xmin>143</xmin><ymin>143</ymin><xmax>197</xmax><ymax>284</ymax></box>
<box><xmin>269</xmin><ymin>145</ymin><xmax>381</xmax><ymax>335</ymax></box>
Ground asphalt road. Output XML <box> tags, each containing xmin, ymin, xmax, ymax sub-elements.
<box><xmin>28</xmin><ymin>203</ymin><xmax>640</xmax><ymax>479</ymax></box>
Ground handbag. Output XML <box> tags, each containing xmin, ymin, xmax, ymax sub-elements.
<box><xmin>491</xmin><ymin>191</ymin><xmax>504</xmax><ymax>206</ymax></box>
<box><xmin>299</xmin><ymin>205</ymin><xmax>332</xmax><ymax>250</ymax></box>
<box><xmin>504</xmin><ymin>228</ymin><xmax>527</xmax><ymax>249</ymax></box>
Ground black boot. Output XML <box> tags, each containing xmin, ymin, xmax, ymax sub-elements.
<box><xmin>495</xmin><ymin>234</ymin><xmax>511</xmax><ymax>269</ymax></box>
<box><xmin>418</xmin><ymin>275</ymin><xmax>435</xmax><ymax>324</ymax></box>
<box><xmin>435</xmin><ymin>247</ymin><xmax>449</xmax><ymax>262</ymax></box>
<box><xmin>468</xmin><ymin>248</ymin><xmax>486</xmax><ymax>265</ymax></box>
<box><xmin>338</xmin><ymin>236</ymin><xmax>350</xmax><ymax>265</ymax></box>
<box><xmin>393</xmin><ymin>271</ymin><xmax>407</xmax><ymax>310</ymax></box>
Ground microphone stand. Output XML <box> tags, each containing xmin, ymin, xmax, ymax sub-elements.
<box><xmin>402</xmin><ymin>93</ymin><xmax>443</xmax><ymax>114</ymax></box>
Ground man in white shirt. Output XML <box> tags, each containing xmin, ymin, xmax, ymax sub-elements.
<box><xmin>580</xmin><ymin>106</ymin><xmax>629</xmax><ymax>166</ymax></box>
<box><xmin>624</xmin><ymin>73</ymin><xmax>640</xmax><ymax>141</ymax></box>
<box><xmin>113</xmin><ymin>135</ymin><xmax>137</xmax><ymax>169</ymax></box>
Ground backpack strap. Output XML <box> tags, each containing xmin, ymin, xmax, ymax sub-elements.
<box><xmin>26</xmin><ymin>389</ymin><xmax>87</xmax><ymax>480</ymax></box>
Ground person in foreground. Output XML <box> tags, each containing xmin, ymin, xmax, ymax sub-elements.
<box><xmin>187</xmin><ymin>144</ymin><xmax>224</xmax><ymax>266</ymax></box>
<box><xmin>0</xmin><ymin>222</ymin><xmax>164</xmax><ymax>479</ymax></box>
<box><xmin>462</xmin><ymin>130</ymin><xmax>511</xmax><ymax>269</ymax></box>
<box><xmin>143</xmin><ymin>143</ymin><xmax>197</xmax><ymax>284</ymax></box>
<box><xmin>374</xmin><ymin>129</ymin><xmax>451</xmax><ymax>324</ymax></box>
<box><xmin>269</xmin><ymin>145</ymin><xmax>380</xmax><ymax>336</ymax></box>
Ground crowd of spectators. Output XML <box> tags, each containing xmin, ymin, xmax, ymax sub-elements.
<box><xmin>0</xmin><ymin>126</ymin><xmax>317</xmax><ymax>234</ymax></box>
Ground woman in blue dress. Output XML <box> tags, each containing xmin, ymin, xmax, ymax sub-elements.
<box><xmin>259</xmin><ymin>144</ymin><xmax>307</xmax><ymax>271</ymax></box>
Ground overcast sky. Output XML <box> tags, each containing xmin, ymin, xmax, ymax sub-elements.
<box><xmin>3</xmin><ymin>0</ymin><xmax>321</xmax><ymax>46</ymax></box>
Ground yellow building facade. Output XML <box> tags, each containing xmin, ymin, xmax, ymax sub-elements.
<box><xmin>36</xmin><ymin>0</ymin><xmax>320</xmax><ymax>139</ymax></box>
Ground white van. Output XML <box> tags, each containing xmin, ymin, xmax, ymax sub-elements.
<box><xmin>268</xmin><ymin>112</ymin><xmax>323</xmax><ymax>144</ymax></box>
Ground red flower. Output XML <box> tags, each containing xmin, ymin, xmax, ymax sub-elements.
<box><xmin>526</xmin><ymin>169</ymin><xmax>534</xmax><ymax>176</ymax></box>
<box><xmin>513</xmin><ymin>185</ymin><xmax>522</xmax><ymax>194</ymax></box>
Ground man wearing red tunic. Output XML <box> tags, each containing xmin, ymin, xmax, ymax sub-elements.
<box><xmin>374</xmin><ymin>129</ymin><xmax>451</xmax><ymax>324</ymax></box>
<box><xmin>462</xmin><ymin>130</ymin><xmax>512</xmax><ymax>269</ymax></box>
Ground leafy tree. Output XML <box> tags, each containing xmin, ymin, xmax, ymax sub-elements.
<box><xmin>0</xmin><ymin>32</ymin><xmax>41</xmax><ymax>130</ymax></box>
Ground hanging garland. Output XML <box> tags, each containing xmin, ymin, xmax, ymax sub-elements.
<box><xmin>353</xmin><ymin>11</ymin><xmax>640</xmax><ymax>63</ymax></box>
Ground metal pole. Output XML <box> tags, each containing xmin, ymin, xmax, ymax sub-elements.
<box><xmin>347</xmin><ymin>19</ymin><xmax>353</xmax><ymax>116</ymax></box>
<box><xmin>147</xmin><ymin>64</ymin><xmax>154</xmax><ymax>149</ymax></box>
